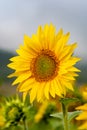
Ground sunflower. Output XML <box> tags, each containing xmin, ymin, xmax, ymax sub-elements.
<box><xmin>76</xmin><ymin>104</ymin><xmax>87</xmax><ymax>129</ymax></box>
<box><xmin>0</xmin><ymin>96</ymin><xmax>29</xmax><ymax>128</ymax></box>
<box><xmin>7</xmin><ymin>24</ymin><xmax>80</xmax><ymax>103</ymax></box>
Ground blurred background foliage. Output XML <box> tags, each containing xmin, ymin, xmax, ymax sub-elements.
<box><xmin>0</xmin><ymin>0</ymin><xmax>87</xmax><ymax>96</ymax></box>
<box><xmin>0</xmin><ymin>94</ymin><xmax>81</xmax><ymax>130</ymax></box>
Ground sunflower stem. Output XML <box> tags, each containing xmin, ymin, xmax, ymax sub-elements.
<box><xmin>23</xmin><ymin>119</ymin><xmax>28</xmax><ymax>130</ymax></box>
<box><xmin>62</xmin><ymin>102</ymin><xmax>68</xmax><ymax>130</ymax></box>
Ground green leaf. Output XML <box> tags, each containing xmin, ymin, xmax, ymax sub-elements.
<box><xmin>50</xmin><ymin>112</ymin><xmax>63</xmax><ymax>120</ymax></box>
<box><xmin>60</xmin><ymin>98</ymin><xmax>79</xmax><ymax>106</ymax></box>
<box><xmin>50</xmin><ymin>110</ymin><xmax>81</xmax><ymax>122</ymax></box>
<box><xmin>68</xmin><ymin>110</ymin><xmax>81</xmax><ymax>123</ymax></box>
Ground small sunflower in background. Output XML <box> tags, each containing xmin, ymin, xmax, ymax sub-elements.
<box><xmin>76</xmin><ymin>104</ymin><xmax>87</xmax><ymax>130</ymax></box>
<box><xmin>79</xmin><ymin>84</ymin><xmax>87</xmax><ymax>101</ymax></box>
<box><xmin>0</xmin><ymin>95</ymin><xmax>30</xmax><ymax>128</ymax></box>
<box><xmin>8</xmin><ymin>24</ymin><xmax>80</xmax><ymax>103</ymax></box>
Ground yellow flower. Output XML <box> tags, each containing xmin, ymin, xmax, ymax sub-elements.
<box><xmin>76</xmin><ymin>104</ymin><xmax>87</xmax><ymax>129</ymax></box>
<box><xmin>35</xmin><ymin>101</ymin><xmax>48</xmax><ymax>123</ymax></box>
<box><xmin>7</xmin><ymin>24</ymin><xmax>80</xmax><ymax>103</ymax></box>
<box><xmin>79</xmin><ymin>84</ymin><xmax>87</xmax><ymax>100</ymax></box>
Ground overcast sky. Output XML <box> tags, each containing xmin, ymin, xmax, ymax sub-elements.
<box><xmin>0</xmin><ymin>0</ymin><xmax>87</xmax><ymax>62</ymax></box>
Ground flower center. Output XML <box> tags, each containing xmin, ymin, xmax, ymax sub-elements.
<box><xmin>31</xmin><ymin>49</ymin><xmax>58</xmax><ymax>82</ymax></box>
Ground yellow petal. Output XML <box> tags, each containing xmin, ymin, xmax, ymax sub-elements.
<box><xmin>62</xmin><ymin>74</ymin><xmax>75</xmax><ymax>80</ymax></box>
<box><xmin>49</xmin><ymin>82</ymin><xmax>55</xmax><ymax>98</ymax></box>
<box><xmin>47</xmin><ymin>24</ymin><xmax>56</xmax><ymax>50</ymax></box>
<box><xmin>53</xmin><ymin>80</ymin><xmax>62</xmax><ymax>97</ymax></box>
<box><xmin>8</xmin><ymin>72</ymin><xmax>19</xmax><ymax>78</ymax></box>
<box><xmin>76</xmin><ymin>111</ymin><xmax>87</xmax><ymax>120</ymax></box>
<box><xmin>8</xmin><ymin>62</ymin><xmax>30</xmax><ymax>71</ymax></box>
<box><xmin>61</xmin><ymin>57</ymin><xmax>81</xmax><ymax>67</ymax></box>
<box><xmin>16</xmin><ymin>47</ymin><xmax>35</xmax><ymax>60</ymax></box>
<box><xmin>69</xmin><ymin>72</ymin><xmax>78</xmax><ymax>77</ymax></box>
<box><xmin>63</xmin><ymin>32</ymin><xmax>70</xmax><ymax>44</ymax></box>
<box><xmin>60</xmin><ymin>43</ymin><xmax>77</xmax><ymax>61</ymax></box>
<box><xmin>78</xmin><ymin>121</ymin><xmax>87</xmax><ymax>130</ymax></box>
<box><xmin>44</xmin><ymin>24</ymin><xmax>49</xmax><ymax>37</ymax></box>
<box><xmin>58</xmin><ymin>79</ymin><xmax>66</xmax><ymax>96</ymax></box>
<box><xmin>58</xmin><ymin>45</ymin><xmax>71</xmax><ymax>60</ymax></box>
<box><xmin>64</xmin><ymin>81</ymin><xmax>74</xmax><ymax>91</ymax></box>
<box><xmin>24</xmin><ymin>34</ymin><xmax>41</xmax><ymax>53</ymax></box>
<box><xmin>68</xmin><ymin>67</ymin><xmax>81</xmax><ymax>72</ymax></box>
<box><xmin>44</xmin><ymin>82</ymin><xmax>50</xmax><ymax>99</ymax></box>
<box><xmin>30</xmin><ymin>84</ymin><xmax>39</xmax><ymax>103</ymax></box>
<box><xmin>37</xmin><ymin>83</ymin><xmax>45</xmax><ymax>102</ymax></box>
<box><xmin>9</xmin><ymin>56</ymin><xmax>27</xmax><ymax>62</ymax></box>
<box><xmin>12</xmin><ymin>72</ymin><xmax>31</xmax><ymax>85</ymax></box>
<box><xmin>76</xmin><ymin>104</ymin><xmax>87</xmax><ymax>110</ymax></box>
<box><xmin>55</xmin><ymin>32</ymin><xmax>69</xmax><ymax>55</ymax></box>
<box><xmin>55</xmin><ymin>78</ymin><xmax>64</xmax><ymax>93</ymax></box>
<box><xmin>68</xmin><ymin>43</ymin><xmax>77</xmax><ymax>54</ymax></box>
<box><xmin>23</xmin><ymin>91</ymin><xmax>28</xmax><ymax>101</ymax></box>
<box><xmin>8</xmin><ymin>71</ymin><xmax>28</xmax><ymax>78</ymax></box>
<box><xmin>17</xmin><ymin>78</ymin><xmax>35</xmax><ymax>92</ymax></box>
<box><xmin>55</xmin><ymin>36</ymin><xmax>64</xmax><ymax>55</ymax></box>
<box><xmin>58</xmin><ymin>67</ymin><xmax>67</xmax><ymax>75</ymax></box>
<box><xmin>56</xmin><ymin>28</ymin><xmax>63</xmax><ymax>42</ymax></box>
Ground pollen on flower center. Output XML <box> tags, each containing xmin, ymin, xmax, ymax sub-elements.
<box><xmin>31</xmin><ymin>49</ymin><xmax>58</xmax><ymax>82</ymax></box>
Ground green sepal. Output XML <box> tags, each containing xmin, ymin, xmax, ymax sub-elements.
<box><xmin>60</xmin><ymin>98</ymin><xmax>79</xmax><ymax>106</ymax></box>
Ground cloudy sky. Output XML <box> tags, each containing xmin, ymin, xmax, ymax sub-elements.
<box><xmin>0</xmin><ymin>0</ymin><xmax>87</xmax><ymax>62</ymax></box>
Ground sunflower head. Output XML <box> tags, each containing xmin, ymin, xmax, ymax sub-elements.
<box><xmin>31</xmin><ymin>49</ymin><xmax>58</xmax><ymax>82</ymax></box>
<box><xmin>0</xmin><ymin>95</ymin><xmax>29</xmax><ymax>128</ymax></box>
<box><xmin>8</xmin><ymin>24</ymin><xmax>81</xmax><ymax>103</ymax></box>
